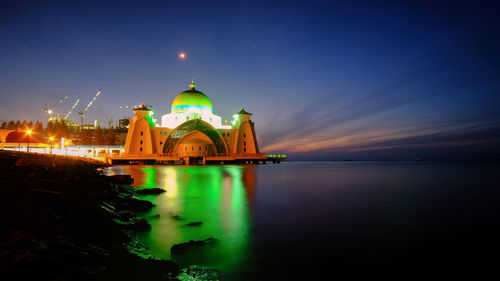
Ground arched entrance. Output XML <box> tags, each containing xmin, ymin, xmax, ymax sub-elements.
<box><xmin>162</xmin><ymin>119</ymin><xmax>228</xmax><ymax>154</ymax></box>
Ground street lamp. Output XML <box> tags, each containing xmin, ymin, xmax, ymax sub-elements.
<box><xmin>49</xmin><ymin>137</ymin><xmax>54</xmax><ymax>154</ymax></box>
<box><xmin>26</xmin><ymin>129</ymin><xmax>32</xmax><ymax>152</ymax></box>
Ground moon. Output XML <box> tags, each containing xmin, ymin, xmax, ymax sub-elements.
<box><xmin>178</xmin><ymin>52</ymin><xmax>187</xmax><ymax>60</ymax></box>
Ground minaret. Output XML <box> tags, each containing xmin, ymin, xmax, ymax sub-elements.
<box><xmin>233</xmin><ymin>107</ymin><xmax>259</xmax><ymax>154</ymax></box>
<box><xmin>124</xmin><ymin>103</ymin><xmax>154</xmax><ymax>155</ymax></box>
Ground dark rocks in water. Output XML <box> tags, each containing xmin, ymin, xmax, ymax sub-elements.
<box><xmin>171</xmin><ymin>238</ymin><xmax>217</xmax><ymax>255</ymax></box>
<box><xmin>178</xmin><ymin>265</ymin><xmax>222</xmax><ymax>280</ymax></box>
<box><xmin>117</xmin><ymin>196</ymin><xmax>155</xmax><ymax>212</ymax></box>
<box><xmin>184</xmin><ymin>221</ymin><xmax>203</xmax><ymax>227</ymax></box>
<box><xmin>107</xmin><ymin>174</ymin><xmax>134</xmax><ymax>184</ymax></box>
<box><xmin>150</xmin><ymin>214</ymin><xmax>161</xmax><ymax>218</ymax></box>
<box><xmin>127</xmin><ymin>218</ymin><xmax>152</xmax><ymax>231</ymax></box>
<box><xmin>114</xmin><ymin>217</ymin><xmax>152</xmax><ymax>231</ymax></box>
<box><xmin>136</xmin><ymin>188</ymin><xmax>166</xmax><ymax>195</ymax></box>
<box><xmin>117</xmin><ymin>210</ymin><xmax>135</xmax><ymax>221</ymax></box>
<box><xmin>0</xmin><ymin>151</ymin><xmax>177</xmax><ymax>281</ymax></box>
<box><xmin>170</xmin><ymin>214</ymin><xmax>183</xmax><ymax>220</ymax></box>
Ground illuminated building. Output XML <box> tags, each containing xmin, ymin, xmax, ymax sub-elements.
<box><xmin>119</xmin><ymin>81</ymin><xmax>266</xmax><ymax>164</ymax></box>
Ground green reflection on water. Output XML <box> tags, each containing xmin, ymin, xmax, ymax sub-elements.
<box><xmin>122</xmin><ymin>165</ymin><xmax>256</xmax><ymax>273</ymax></box>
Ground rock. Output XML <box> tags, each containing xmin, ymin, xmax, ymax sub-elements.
<box><xmin>136</xmin><ymin>188</ymin><xmax>166</xmax><ymax>195</ymax></box>
<box><xmin>178</xmin><ymin>265</ymin><xmax>221</xmax><ymax>280</ymax></box>
<box><xmin>170</xmin><ymin>214</ymin><xmax>183</xmax><ymax>220</ymax></box>
<box><xmin>184</xmin><ymin>222</ymin><xmax>203</xmax><ymax>227</ymax></box>
<box><xmin>121</xmin><ymin>197</ymin><xmax>155</xmax><ymax>212</ymax></box>
<box><xmin>107</xmin><ymin>175</ymin><xmax>134</xmax><ymax>184</ymax></box>
<box><xmin>128</xmin><ymin>218</ymin><xmax>151</xmax><ymax>231</ymax></box>
<box><xmin>117</xmin><ymin>210</ymin><xmax>135</xmax><ymax>221</ymax></box>
<box><xmin>170</xmin><ymin>238</ymin><xmax>217</xmax><ymax>255</ymax></box>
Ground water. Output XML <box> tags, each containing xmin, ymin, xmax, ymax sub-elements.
<box><xmin>107</xmin><ymin>162</ymin><xmax>500</xmax><ymax>279</ymax></box>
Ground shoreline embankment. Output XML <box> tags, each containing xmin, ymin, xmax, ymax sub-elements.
<box><xmin>0</xmin><ymin>151</ymin><xmax>178</xmax><ymax>280</ymax></box>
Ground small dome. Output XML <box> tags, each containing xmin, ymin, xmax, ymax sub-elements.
<box><xmin>171</xmin><ymin>80</ymin><xmax>213</xmax><ymax>113</ymax></box>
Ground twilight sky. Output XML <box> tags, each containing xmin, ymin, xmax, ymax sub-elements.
<box><xmin>1</xmin><ymin>0</ymin><xmax>499</xmax><ymax>160</ymax></box>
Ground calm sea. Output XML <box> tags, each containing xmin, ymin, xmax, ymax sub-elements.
<box><xmin>107</xmin><ymin>161</ymin><xmax>500</xmax><ymax>279</ymax></box>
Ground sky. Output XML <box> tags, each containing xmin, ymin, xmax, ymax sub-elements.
<box><xmin>1</xmin><ymin>0</ymin><xmax>499</xmax><ymax>160</ymax></box>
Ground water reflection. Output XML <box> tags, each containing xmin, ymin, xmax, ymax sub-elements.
<box><xmin>111</xmin><ymin>165</ymin><xmax>257</xmax><ymax>273</ymax></box>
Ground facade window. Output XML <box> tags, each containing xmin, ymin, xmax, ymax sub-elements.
<box><xmin>141</xmin><ymin>131</ymin><xmax>143</xmax><ymax>136</ymax></box>
<box><xmin>244</xmin><ymin>141</ymin><xmax>246</xmax><ymax>146</ymax></box>
<box><xmin>192</xmin><ymin>146</ymin><xmax>194</xmax><ymax>150</ymax></box>
<box><xmin>205</xmin><ymin>147</ymin><xmax>208</xmax><ymax>151</ymax></box>
<box><xmin>140</xmin><ymin>140</ymin><xmax>143</xmax><ymax>144</ymax></box>
<box><xmin>222</xmin><ymin>132</ymin><xmax>225</xmax><ymax>136</ymax></box>
<box><xmin>244</xmin><ymin>133</ymin><xmax>246</xmax><ymax>138</ymax></box>
<box><xmin>140</xmin><ymin>147</ymin><xmax>143</xmax><ymax>152</ymax></box>
<box><xmin>199</xmin><ymin>146</ymin><xmax>201</xmax><ymax>151</ymax></box>
<box><xmin>160</xmin><ymin>141</ymin><xmax>163</xmax><ymax>145</ymax></box>
<box><xmin>185</xmin><ymin>147</ymin><xmax>187</xmax><ymax>151</ymax></box>
<box><xmin>186</xmin><ymin>116</ymin><xmax>189</xmax><ymax>120</ymax></box>
<box><xmin>227</xmin><ymin>133</ymin><xmax>229</xmax><ymax>136</ymax></box>
<box><xmin>244</xmin><ymin>148</ymin><xmax>246</xmax><ymax>152</ymax></box>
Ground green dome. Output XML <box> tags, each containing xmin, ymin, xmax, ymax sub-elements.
<box><xmin>171</xmin><ymin>81</ymin><xmax>213</xmax><ymax>113</ymax></box>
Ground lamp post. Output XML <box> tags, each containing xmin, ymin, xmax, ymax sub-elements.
<box><xmin>26</xmin><ymin>129</ymin><xmax>32</xmax><ymax>152</ymax></box>
<box><xmin>49</xmin><ymin>137</ymin><xmax>54</xmax><ymax>154</ymax></box>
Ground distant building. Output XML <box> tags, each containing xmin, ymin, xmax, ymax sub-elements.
<box><xmin>48</xmin><ymin>116</ymin><xmax>80</xmax><ymax>129</ymax></box>
<box><xmin>118</xmin><ymin>118</ymin><xmax>130</xmax><ymax>129</ymax></box>
<box><xmin>121</xmin><ymin>81</ymin><xmax>263</xmax><ymax>164</ymax></box>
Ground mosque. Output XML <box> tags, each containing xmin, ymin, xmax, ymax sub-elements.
<box><xmin>115</xmin><ymin>80</ymin><xmax>272</xmax><ymax>164</ymax></box>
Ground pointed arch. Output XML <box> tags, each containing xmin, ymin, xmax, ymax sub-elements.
<box><xmin>162</xmin><ymin>119</ymin><xmax>228</xmax><ymax>154</ymax></box>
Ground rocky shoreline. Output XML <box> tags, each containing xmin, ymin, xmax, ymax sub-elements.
<box><xmin>0</xmin><ymin>151</ymin><xmax>178</xmax><ymax>280</ymax></box>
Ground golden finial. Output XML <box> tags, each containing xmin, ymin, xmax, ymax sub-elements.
<box><xmin>189</xmin><ymin>79</ymin><xmax>196</xmax><ymax>90</ymax></box>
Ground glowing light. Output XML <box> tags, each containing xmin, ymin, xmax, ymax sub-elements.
<box><xmin>231</xmin><ymin>114</ymin><xmax>239</xmax><ymax>126</ymax></box>
<box><xmin>49</xmin><ymin>137</ymin><xmax>54</xmax><ymax>141</ymax></box>
<box><xmin>178</xmin><ymin>52</ymin><xmax>186</xmax><ymax>60</ymax></box>
<box><xmin>48</xmin><ymin>110</ymin><xmax>53</xmax><ymax>114</ymax></box>
<box><xmin>26</xmin><ymin>129</ymin><xmax>32</xmax><ymax>135</ymax></box>
<box><xmin>148</xmin><ymin>110</ymin><xmax>157</xmax><ymax>127</ymax></box>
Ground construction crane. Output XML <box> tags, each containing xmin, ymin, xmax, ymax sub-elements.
<box><xmin>64</xmin><ymin>99</ymin><xmax>80</xmax><ymax>119</ymax></box>
<box><xmin>96</xmin><ymin>102</ymin><xmax>113</xmax><ymax>128</ymax></box>
<box><xmin>77</xmin><ymin>90</ymin><xmax>102</xmax><ymax>126</ymax></box>
<box><xmin>43</xmin><ymin>95</ymin><xmax>69</xmax><ymax>122</ymax></box>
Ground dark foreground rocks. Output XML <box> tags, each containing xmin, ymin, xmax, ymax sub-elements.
<box><xmin>136</xmin><ymin>188</ymin><xmax>166</xmax><ymax>195</ymax></box>
<box><xmin>184</xmin><ymin>222</ymin><xmax>203</xmax><ymax>227</ymax></box>
<box><xmin>0</xmin><ymin>151</ymin><xmax>178</xmax><ymax>280</ymax></box>
<box><xmin>171</xmin><ymin>238</ymin><xmax>217</xmax><ymax>256</ymax></box>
